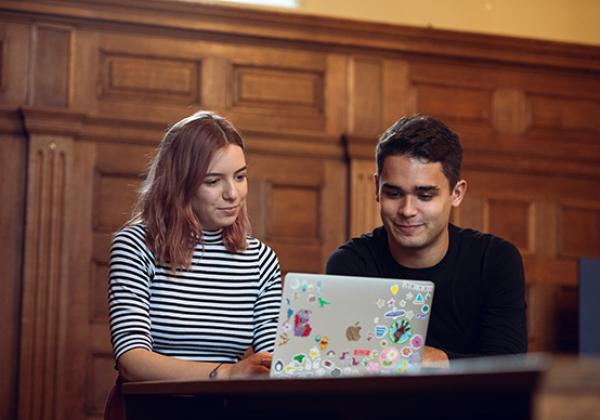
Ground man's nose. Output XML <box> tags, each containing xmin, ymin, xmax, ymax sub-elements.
<box><xmin>398</xmin><ymin>195</ymin><xmax>418</xmax><ymax>217</ymax></box>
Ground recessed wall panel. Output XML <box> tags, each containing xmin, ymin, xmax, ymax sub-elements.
<box><xmin>100</xmin><ymin>52</ymin><xmax>201</xmax><ymax>104</ymax></box>
<box><xmin>486</xmin><ymin>198</ymin><xmax>533</xmax><ymax>253</ymax></box>
<box><xmin>95</xmin><ymin>174</ymin><xmax>141</xmax><ymax>232</ymax></box>
<box><xmin>561</xmin><ymin>205</ymin><xmax>600</xmax><ymax>257</ymax></box>
<box><xmin>267</xmin><ymin>186</ymin><xmax>319</xmax><ymax>240</ymax></box>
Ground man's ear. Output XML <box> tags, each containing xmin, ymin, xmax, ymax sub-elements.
<box><xmin>374</xmin><ymin>173</ymin><xmax>380</xmax><ymax>202</ymax></box>
<box><xmin>451</xmin><ymin>179</ymin><xmax>467</xmax><ymax>207</ymax></box>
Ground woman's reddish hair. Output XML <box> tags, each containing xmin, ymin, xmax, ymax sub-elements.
<box><xmin>129</xmin><ymin>111</ymin><xmax>250</xmax><ymax>270</ymax></box>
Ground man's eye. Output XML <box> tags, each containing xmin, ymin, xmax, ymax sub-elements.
<box><xmin>418</xmin><ymin>194</ymin><xmax>434</xmax><ymax>201</ymax></box>
<box><xmin>383</xmin><ymin>190</ymin><xmax>400</xmax><ymax>198</ymax></box>
<box><xmin>236</xmin><ymin>174</ymin><xmax>247</xmax><ymax>182</ymax></box>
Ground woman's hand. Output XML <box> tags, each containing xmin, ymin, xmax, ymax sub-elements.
<box><xmin>221</xmin><ymin>352</ymin><xmax>272</xmax><ymax>379</ymax></box>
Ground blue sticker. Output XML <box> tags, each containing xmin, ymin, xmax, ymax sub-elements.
<box><xmin>384</xmin><ymin>309</ymin><xmax>406</xmax><ymax>318</ymax></box>
<box><xmin>375</xmin><ymin>325</ymin><xmax>388</xmax><ymax>338</ymax></box>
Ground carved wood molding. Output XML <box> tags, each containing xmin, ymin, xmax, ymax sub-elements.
<box><xmin>19</xmin><ymin>106</ymin><xmax>84</xmax><ymax>137</ymax></box>
<box><xmin>0</xmin><ymin>107</ymin><xmax>23</xmax><ymax>134</ymax></box>
<box><xmin>0</xmin><ymin>0</ymin><xmax>599</xmax><ymax>71</ymax></box>
<box><xmin>344</xmin><ymin>134</ymin><xmax>600</xmax><ymax>180</ymax></box>
<box><xmin>17</xmin><ymin>106</ymin><xmax>344</xmax><ymax>158</ymax></box>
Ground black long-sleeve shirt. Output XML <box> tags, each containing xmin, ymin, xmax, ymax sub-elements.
<box><xmin>326</xmin><ymin>224</ymin><xmax>528</xmax><ymax>359</ymax></box>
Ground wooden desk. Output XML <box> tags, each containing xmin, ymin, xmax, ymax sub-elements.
<box><xmin>535</xmin><ymin>356</ymin><xmax>600</xmax><ymax>420</ymax></box>
<box><xmin>122</xmin><ymin>355</ymin><xmax>544</xmax><ymax>420</ymax></box>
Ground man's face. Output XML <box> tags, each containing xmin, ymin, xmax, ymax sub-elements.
<box><xmin>376</xmin><ymin>154</ymin><xmax>466</xmax><ymax>265</ymax></box>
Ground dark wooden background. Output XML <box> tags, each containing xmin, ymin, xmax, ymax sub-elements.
<box><xmin>1</xmin><ymin>1</ymin><xmax>599</xmax><ymax>419</ymax></box>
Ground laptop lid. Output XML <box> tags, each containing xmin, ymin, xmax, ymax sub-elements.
<box><xmin>270</xmin><ymin>273</ymin><xmax>435</xmax><ymax>378</ymax></box>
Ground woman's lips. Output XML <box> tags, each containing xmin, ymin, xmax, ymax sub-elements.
<box><xmin>218</xmin><ymin>206</ymin><xmax>239</xmax><ymax>216</ymax></box>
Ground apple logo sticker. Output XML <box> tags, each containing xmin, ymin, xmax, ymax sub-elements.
<box><xmin>345</xmin><ymin>322</ymin><xmax>362</xmax><ymax>341</ymax></box>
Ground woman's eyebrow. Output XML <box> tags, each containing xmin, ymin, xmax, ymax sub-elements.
<box><xmin>205</xmin><ymin>166</ymin><xmax>248</xmax><ymax>177</ymax></box>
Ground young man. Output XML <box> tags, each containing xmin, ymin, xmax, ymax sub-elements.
<box><xmin>326</xmin><ymin>115</ymin><xmax>527</xmax><ymax>363</ymax></box>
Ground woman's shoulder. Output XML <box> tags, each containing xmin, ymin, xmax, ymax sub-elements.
<box><xmin>114</xmin><ymin>223</ymin><xmax>146</xmax><ymax>239</ymax></box>
<box><xmin>245</xmin><ymin>235</ymin><xmax>277</xmax><ymax>255</ymax></box>
<box><xmin>112</xmin><ymin>223</ymin><xmax>149</xmax><ymax>251</ymax></box>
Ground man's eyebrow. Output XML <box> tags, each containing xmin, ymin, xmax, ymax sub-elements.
<box><xmin>381</xmin><ymin>182</ymin><xmax>404</xmax><ymax>190</ymax></box>
<box><xmin>414</xmin><ymin>185</ymin><xmax>440</xmax><ymax>192</ymax></box>
<box><xmin>206</xmin><ymin>166</ymin><xmax>248</xmax><ymax>177</ymax></box>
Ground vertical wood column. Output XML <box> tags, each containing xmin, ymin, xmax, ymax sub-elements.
<box><xmin>0</xmin><ymin>109</ymin><xmax>27</xmax><ymax>420</ymax></box>
<box><xmin>18</xmin><ymin>132</ymin><xmax>74</xmax><ymax>420</ymax></box>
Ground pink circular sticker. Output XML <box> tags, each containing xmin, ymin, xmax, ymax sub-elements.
<box><xmin>410</xmin><ymin>334</ymin><xmax>424</xmax><ymax>349</ymax></box>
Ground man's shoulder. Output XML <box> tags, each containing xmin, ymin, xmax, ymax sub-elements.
<box><xmin>450</xmin><ymin>224</ymin><xmax>521</xmax><ymax>260</ymax></box>
<box><xmin>326</xmin><ymin>226</ymin><xmax>386</xmax><ymax>275</ymax></box>
<box><xmin>339</xmin><ymin>226</ymin><xmax>386</xmax><ymax>253</ymax></box>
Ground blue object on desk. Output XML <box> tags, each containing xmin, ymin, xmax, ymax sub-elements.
<box><xmin>579</xmin><ymin>258</ymin><xmax>600</xmax><ymax>356</ymax></box>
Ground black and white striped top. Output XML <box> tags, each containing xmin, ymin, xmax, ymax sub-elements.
<box><xmin>108</xmin><ymin>224</ymin><xmax>282</xmax><ymax>362</ymax></box>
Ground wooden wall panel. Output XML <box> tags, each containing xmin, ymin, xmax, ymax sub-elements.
<box><xmin>89</xmin><ymin>30</ymin><xmax>329</xmax><ymax>132</ymax></box>
<box><xmin>348</xmin><ymin>57</ymin><xmax>383</xmax><ymax>136</ymax></box>
<box><xmin>268</xmin><ymin>186</ymin><xmax>320</xmax><ymax>239</ymax></box>
<box><xmin>485</xmin><ymin>198</ymin><xmax>534</xmax><ymax>255</ymax></box>
<box><xmin>94</xmin><ymin>175</ymin><xmax>140</xmax><ymax>232</ymax></box>
<box><xmin>100</xmin><ymin>52</ymin><xmax>201</xmax><ymax>104</ymax></box>
<box><xmin>415</xmin><ymin>84</ymin><xmax>491</xmax><ymax>122</ymax></box>
<box><xmin>88</xmin><ymin>355</ymin><xmax>115</xmax><ymax>419</ymax></box>
<box><xmin>530</xmin><ymin>94</ymin><xmax>600</xmax><ymax>133</ymax></box>
<box><xmin>383</xmin><ymin>60</ymin><xmax>416</xmax><ymax>129</ymax></box>
<box><xmin>246</xmin><ymin>152</ymin><xmax>345</xmax><ymax>274</ymax></box>
<box><xmin>233</xmin><ymin>65</ymin><xmax>322</xmax><ymax>110</ymax></box>
<box><xmin>0</xmin><ymin>23</ymin><xmax>30</xmax><ymax>105</ymax></box>
<box><xmin>0</xmin><ymin>2</ymin><xmax>599</xmax><ymax>420</ymax></box>
<box><xmin>349</xmin><ymin>159</ymin><xmax>379</xmax><ymax>238</ymax></box>
<box><xmin>32</xmin><ymin>24</ymin><xmax>71</xmax><ymax>108</ymax></box>
<box><xmin>492</xmin><ymin>88</ymin><xmax>531</xmax><ymax>135</ymax></box>
<box><xmin>560</xmin><ymin>203</ymin><xmax>600</xmax><ymax>258</ymax></box>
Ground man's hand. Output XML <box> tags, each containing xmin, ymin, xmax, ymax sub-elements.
<box><xmin>222</xmin><ymin>352</ymin><xmax>272</xmax><ymax>379</ymax></box>
<box><xmin>422</xmin><ymin>345</ymin><xmax>449</xmax><ymax>368</ymax></box>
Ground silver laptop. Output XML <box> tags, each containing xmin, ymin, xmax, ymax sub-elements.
<box><xmin>270</xmin><ymin>273</ymin><xmax>435</xmax><ymax>378</ymax></box>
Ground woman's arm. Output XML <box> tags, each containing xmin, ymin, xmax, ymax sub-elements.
<box><xmin>253</xmin><ymin>242</ymin><xmax>283</xmax><ymax>353</ymax></box>
<box><xmin>117</xmin><ymin>348</ymin><xmax>271</xmax><ymax>381</ymax></box>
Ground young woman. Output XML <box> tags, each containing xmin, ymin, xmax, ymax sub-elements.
<box><xmin>107</xmin><ymin>111</ymin><xmax>282</xmax><ymax>384</ymax></box>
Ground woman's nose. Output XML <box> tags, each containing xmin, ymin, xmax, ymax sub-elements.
<box><xmin>222</xmin><ymin>180</ymin><xmax>238</xmax><ymax>200</ymax></box>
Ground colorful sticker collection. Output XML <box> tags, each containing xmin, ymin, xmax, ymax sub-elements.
<box><xmin>273</xmin><ymin>278</ymin><xmax>433</xmax><ymax>377</ymax></box>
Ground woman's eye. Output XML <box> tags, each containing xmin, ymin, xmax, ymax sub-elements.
<box><xmin>204</xmin><ymin>178</ymin><xmax>218</xmax><ymax>185</ymax></box>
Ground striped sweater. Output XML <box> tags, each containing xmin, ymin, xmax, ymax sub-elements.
<box><xmin>108</xmin><ymin>224</ymin><xmax>282</xmax><ymax>362</ymax></box>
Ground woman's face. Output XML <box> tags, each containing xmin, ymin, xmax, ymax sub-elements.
<box><xmin>193</xmin><ymin>144</ymin><xmax>248</xmax><ymax>230</ymax></box>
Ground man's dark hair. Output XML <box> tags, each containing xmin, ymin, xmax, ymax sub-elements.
<box><xmin>376</xmin><ymin>115</ymin><xmax>463</xmax><ymax>188</ymax></box>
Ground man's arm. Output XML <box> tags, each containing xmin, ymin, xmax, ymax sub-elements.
<box><xmin>478</xmin><ymin>240</ymin><xmax>528</xmax><ymax>355</ymax></box>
